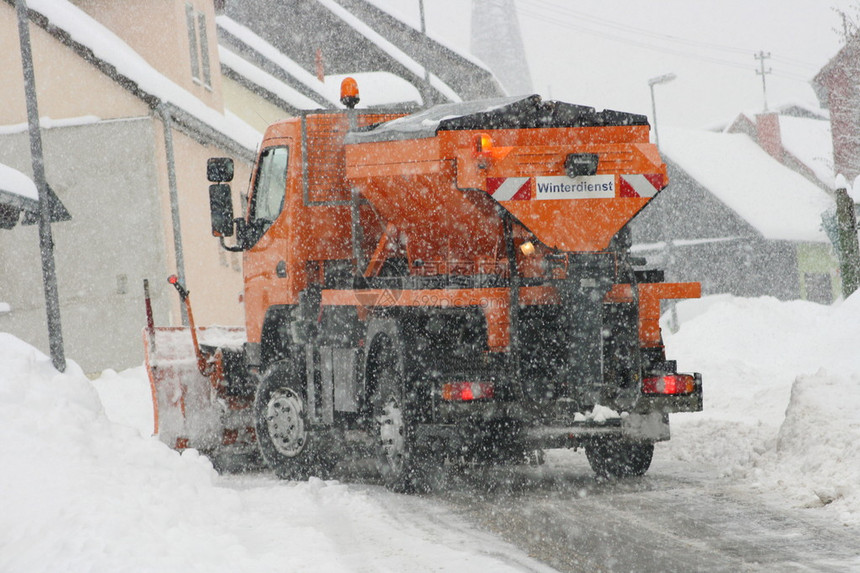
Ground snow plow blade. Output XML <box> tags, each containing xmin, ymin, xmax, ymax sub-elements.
<box><xmin>143</xmin><ymin>325</ymin><xmax>257</xmax><ymax>461</ymax></box>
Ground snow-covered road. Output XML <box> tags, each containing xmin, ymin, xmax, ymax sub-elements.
<box><xmin>3</xmin><ymin>294</ymin><xmax>860</xmax><ymax>571</ymax></box>
<box><xmin>432</xmin><ymin>452</ymin><xmax>860</xmax><ymax>572</ymax></box>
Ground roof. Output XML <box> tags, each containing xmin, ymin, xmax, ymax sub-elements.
<box><xmin>21</xmin><ymin>0</ymin><xmax>261</xmax><ymax>157</ymax></box>
<box><xmin>218</xmin><ymin>45</ymin><xmax>321</xmax><ymax>112</ymax></box>
<box><xmin>0</xmin><ymin>163</ymin><xmax>37</xmax><ymax>202</ymax></box>
<box><xmin>660</xmin><ymin>128</ymin><xmax>833</xmax><ymax>243</ymax></box>
<box><xmin>778</xmin><ymin>115</ymin><xmax>834</xmax><ymax>189</ymax></box>
<box><xmin>716</xmin><ymin>102</ymin><xmax>829</xmax><ymax>133</ymax></box>
<box><xmin>220</xmin><ymin>0</ymin><xmax>502</xmax><ymax>105</ymax></box>
<box><xmin>216</xmin><ymin>15</ymin><xmax>340</xmax><ymax>109</ymax></box>
<box><xmin>321</xmin><ymin>73</ymin><xmax>421</xmax><ymax>108</ymax></box>
<box><xmin>362</xmin><ymin>0</ymin><xmax>491</xmax><ymax>72</ymax></box>
<box><xmin>0</xmin><ymin>162</ymin><xmax>70</xmax><ymax>225</ymax></box>
<box><xmin>216</xmin><ymin>17</ymin><xmax>423</xmax><ymax>110</ymax></box>
<box><xmin>313</xmin><ymin>0</ymin><xmax>461</xmax><ymax>103</ymax></box>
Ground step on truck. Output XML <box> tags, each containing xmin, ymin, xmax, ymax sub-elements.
<box><xmin>144</xmin><ymin>82</ymin><xmax>702</xmax><ymax>490</ymax></box>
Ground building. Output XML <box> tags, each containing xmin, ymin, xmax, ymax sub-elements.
<box><xmin>0</xmin><ymin>0</ymin><xmax>258</xmax><ymax>373</ymax></box>
<box><xmin>631</xmin><ymin>128</ymin><xmax>839</xmax><ymax>304</ymax></box>
<box><xmin>813</xmin><ymin>32</ymin><xmax>860</xmax><ymax>185</ymax></box>
<box><xmin>723</xmin><ymin>104</ymin><xmax>834</xmax><ymax>192</ymax></box>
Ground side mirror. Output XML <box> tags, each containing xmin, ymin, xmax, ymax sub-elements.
<box><xmin>209</xmin><ymin>183</ymin><xmax>234</xmax><ymax>237</ymax></box>
<box><xmin>207</xmin><ymin>157</ymin><xmax>234</xmax><ymax>182</ymax></box>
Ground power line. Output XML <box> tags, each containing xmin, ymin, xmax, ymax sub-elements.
<box><xmin>519</xmin><ymin>0</ymin><xmax>821</xmax><ymax>69</ymax></box>
<box><xmin>515</xmin><ymin>0</ymin><xmax>821</xmax><ymax>79</ymax></box>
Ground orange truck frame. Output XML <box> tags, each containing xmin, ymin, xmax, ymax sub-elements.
<box><xmin>145</xmin><ymin>88</ymin><xmax>702</xmax><ymax>489</ymax></box>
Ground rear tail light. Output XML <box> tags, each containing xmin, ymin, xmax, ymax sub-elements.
<box><xmin>441</xmin><ymin>381</ymin><xmax>494</xmax><ymax>401</ymax></box>
<box><xmin>642</xmin><ymin>374</ymin><xmax>696</xmax><ymax>395</ymax></box>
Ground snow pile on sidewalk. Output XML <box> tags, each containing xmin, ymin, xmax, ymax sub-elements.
<box><xmin>773</xmin><ymin>371</ymin><xmax>860</xmax><ymax>512</ymax></box>
<box><xmin>0</xmin><ymin>334</ymin><xmax>548</xmax><ymax>573</ymax></box>
<box><xmin>662</xmin><ymin>294</ymin><xmax>860</xmax><ymax>524</ymax></box>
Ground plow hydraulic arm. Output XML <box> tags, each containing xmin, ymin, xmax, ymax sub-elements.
<box><xmin>167</xmin><ymin>274</ymin><xmax>212</xmax><ymax>377</ymax></box>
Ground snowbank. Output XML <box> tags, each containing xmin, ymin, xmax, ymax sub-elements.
<box><xmin>662</xmin><ymin>294</ymin><xmax>860</xmax><ymax>524</ymax></box>
<box><xmin>773</xmin><ymin>371</ymin><xmax>860</xmax><ymax>514</ymax></box>
<box><xmin>0</xmin><ymin>335</ymin><xmax>545</xmax><ymax>572</ymax></box>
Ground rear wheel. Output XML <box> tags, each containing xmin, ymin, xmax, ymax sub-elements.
<box><xmin>254</xmin><ymin>360</ymin><xmax>331</xmax><ymax>480</ymax></box>
<box><xmin>585</xmin><ymin>439</ymin><xmax>654</xmax><ymax>478</ymax></box>
<box><xmin>369</xmin><ymin>333</ymin><xmax>420</xmax><ymax>492</ymax></box>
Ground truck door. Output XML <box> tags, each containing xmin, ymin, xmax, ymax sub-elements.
<box><xmin>243</xmin><ymin>142</ymin><xmax>293</xmax><ymax>343</ymax></box>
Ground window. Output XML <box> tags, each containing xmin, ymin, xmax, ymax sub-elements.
<box><xmin>184</xmin><ymin>4</ymin><xmax>199</xmax><ymax>81</ymax></box>
<box><xmin>197</xmin><ymin>12</ymin><xmax>211</xmax><ymax>87</ymax></box>
<box><xmin>185</xmin><ymin>3</ymin><xmax>211</xmax><ymax>88</ymax></box>
<box><xmin>251</xmin><ymin>147</ymin><xmax>290</xmax><ymax>228</ymax></box>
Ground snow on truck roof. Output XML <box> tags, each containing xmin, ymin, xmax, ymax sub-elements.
<box><xmin>344</xmin><ymin>95</ymin><xmax>649</xmax><ymax>143</ymax></box>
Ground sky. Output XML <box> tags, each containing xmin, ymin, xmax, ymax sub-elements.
<box><xmin>369</xmin><ymin>0</ymin><xmax>857</xmax><ymax>129</ymax></box>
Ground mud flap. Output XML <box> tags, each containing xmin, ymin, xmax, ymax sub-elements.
<box><xmin>621</xmin><ymin>411</ymin><xmax>670</xmax><ymax>442</ymax></box>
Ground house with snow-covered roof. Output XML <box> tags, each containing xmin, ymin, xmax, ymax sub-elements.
<box><xmin>0</xmin><ymin>0</ymin><xmax>259</xmax><ymax>372</ymax></box>
<box><xmin>722</xmin><ymin>104</ymin><xmax>834</xmax><ymax>192</ymax></box>
<box><xmin>630</xmin><ymin>128</ymin><xmax>839</xmax><ymax>304</ymax></box>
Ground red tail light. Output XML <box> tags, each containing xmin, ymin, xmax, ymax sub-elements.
<box><xmin>441</xmin><ymin>381</ymin><xmax>494</xmax><ymax>401</ymax></box>
<box><xmin>642</xmin><ymin>374</ymin><xmax>695</xmax><ymax>395</ymax></box>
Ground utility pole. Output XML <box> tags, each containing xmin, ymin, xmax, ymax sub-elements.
<box><xmin>16</xmin><ymin>0</ymin><xmax>65</xmax><ymax>372</ymax></box>
<box><xmin>754</xmin><ymin>51</ymin><xmax>772</xmax><ymax>112</ymax></box>
<box><xmin>418</xmin><ymin>0</ymin><xmax>430</xmax><ymax>85</ymax></box>
<box><xmin>647</xmin><ymin>73</ymin><xmax>676</xmax><ymax>150</ymax></box>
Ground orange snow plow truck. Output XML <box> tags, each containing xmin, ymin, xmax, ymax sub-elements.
<box><xmin>144</xmin><ymin>87</ymin><xmax>702</xmax><ymax>489</ymax></box>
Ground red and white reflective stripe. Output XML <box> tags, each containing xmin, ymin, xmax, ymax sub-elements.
<box><xmin>486</xmin><ymin>177</ymin><xmax>532</xmax><ymax>201</ymax></box>
<box><xmin>619</xmin><ymin>174</ymin><xmax>663</xmax><ymax>198</ymax></box>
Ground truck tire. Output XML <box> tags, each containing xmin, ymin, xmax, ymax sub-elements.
<box><xmin>254</xmin><ymin>360</ymin><xmax>331</xmax><ymax>480</ymax></box>
<box><xmin>367</xmin><ymin>330</ymin><xmax>419</xmax><ymax>492</ymax></box>
<box><xmin>585</xmin><ymin>439</ymin><xmax>654</xmax><ymax>478</ymax></box>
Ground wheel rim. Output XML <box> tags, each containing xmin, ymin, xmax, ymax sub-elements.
<box><xmin>377</xmin><ymin>398</ymin><xmax>405</xmax><ymax>474</ymax></box>
<box><xmin>265</xmin><ymin>388</ymin><xmax>307</xmax><ymax>457</ymax></box>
